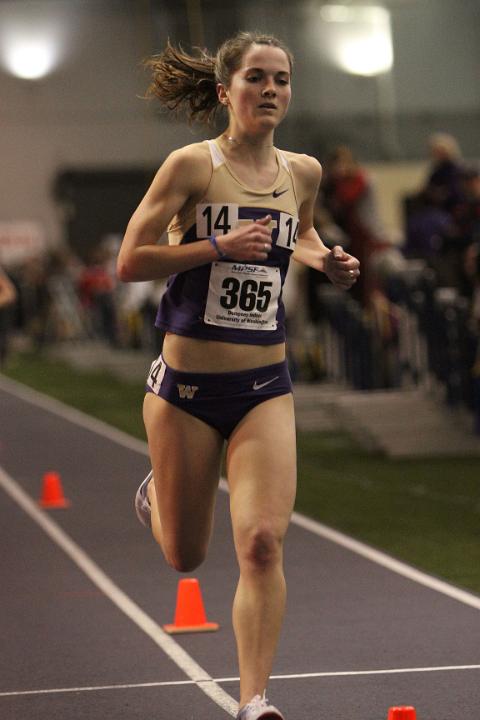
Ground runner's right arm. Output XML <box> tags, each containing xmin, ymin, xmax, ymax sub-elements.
<box><xmin>117</xmin><ymin>145</ymin><xmax>272</xmax><ymax>282</ymax></box>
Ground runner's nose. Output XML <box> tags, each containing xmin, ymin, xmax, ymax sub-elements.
<box><xmin>261</xmin><ymin>86</ymin><xmax>276</xmax><ymax>98</ymax></box>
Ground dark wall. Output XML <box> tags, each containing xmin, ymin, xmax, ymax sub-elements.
<box><xmin>53</xmin><ymin>168</ymin><xmax>158</xmax><ymax>260</ymax></box>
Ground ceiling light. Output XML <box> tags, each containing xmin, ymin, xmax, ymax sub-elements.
<box><xmin>2</xmin><ymin>36</ymin><xmax>58</xmax><ymax>80</ymax></box>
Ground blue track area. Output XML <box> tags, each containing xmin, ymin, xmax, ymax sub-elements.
<box><xmin>1</xmin><ymin>376</ymin><xmax>479</xmax><ymax>720</ymax></box>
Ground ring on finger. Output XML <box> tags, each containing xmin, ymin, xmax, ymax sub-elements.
<box><xmin>264</xmin><ymin>243</ymin><xmax>269</xmax><ymax>252</ymax></box>
<box><xmin>348</xmin><ymin>269</ymin><xmax>355</xmax><ymax>278</ymax></box>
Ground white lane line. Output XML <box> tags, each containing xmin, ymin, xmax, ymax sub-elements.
<box><xmin>291</xmin><ymin>512</ymin><xmax>480</xmax><ymax>612</ymax></box>
<box><xmin>0</xmin><ymin>466</ymin><xmax>238</xmax><ymax>717</ymax></box>
<box><xmin>0</xmin><ymin>374</ymin><xmax>149</xmax><ymax>456</ymax></box>
<box><xmin>0</xmin><ymin>680</ymin><xmax>196</xmax><ymax>698</ymax></box>
<box><xmin>2</xmin><ymin>664</ymin><xmax>480</xmax><ymax>698</ymax></box>
<box><xmin>269</xmin><ymin>664</ymin><xmax>480</xmax><ymax>681</ymax></box>
<box><xmin>1</xmin><ymin>374</ymin><xmax>480</xmax><ymax>613</ymax></box>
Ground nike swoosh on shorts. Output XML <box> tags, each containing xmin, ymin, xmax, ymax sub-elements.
<box><xmin>253</xmin><ymin>376</ymin><xmax>280</xmax><ymax>391</ymax></box>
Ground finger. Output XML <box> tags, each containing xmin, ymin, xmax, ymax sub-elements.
<box><xmin>342</xmin><ymin>253</ymin><xmax>360</xmax><ymax>270</ymax></box>
<box><xmin>255</xmin><ymin>215</ymin><xmax>272</xmax><ymax>226</ymax></box>
<box><xmin>258</xmin><ymin>241</ymin><xmax>271</xmax><ymax>255</ymax></box>
<box><xmin>255</xmin><ymin>228</ymin><xmax>272</xmax><ymax>241</ymax></box>
<box><xmin>246</xmin><ymin>225</ymin><xmax>271</xmax><ymax>244</ymax></box>
<box><xmin>250</xmin><ymin>239</ymin><xmax>270</xmax><ymax>259</ymax></box>
<box><xmin>332</xmin><ymin>245</ymin><xmax>345</xmax><ymax>260</ymax></box>
<box><xmin>333</xmin><ymin>268</ymin><xmax>358</xmax><ymax>286</ymax></box>
<box><xmin>254</xmin><ymin>233</ymin><xmax>272</xmax><ymax>252</ymax></box>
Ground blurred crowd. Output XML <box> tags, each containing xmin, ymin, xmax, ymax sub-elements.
<box><xmin>404</xmin><ymin>133</ymin><xmax>480</xmax><ymax>300</ymax></box>
<box><xmin>286</xmin><ymin>134</ymin><xmax>480</xmax><ymax>396</ymax></box>
<box><xmin>0</xmin><ymin>238</ymin><xmax>166</xmax><ymax>366</ymax></box>
<box><xmin>309</xmin><ymin>133</ymin><xmax>480</xmax><ymax>315</ymax></box>
<box><xmin>0</xmin><ymin>132</ymin><xmax>479</xmax><ymax>420</ymax></box>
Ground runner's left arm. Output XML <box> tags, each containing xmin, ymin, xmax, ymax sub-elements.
<box><xmin>292</xmin><ymin>156</ymin><xmax>360</xmax><ymax>289</ymax></box>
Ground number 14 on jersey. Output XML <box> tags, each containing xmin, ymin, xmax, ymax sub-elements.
<box><xmin>197</xmin><ymin>203</ymin><xmax>298</xmax><ymax>251</ymax></box>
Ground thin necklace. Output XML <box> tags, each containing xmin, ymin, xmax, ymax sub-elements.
<box><xmin>222</xmin><ymin>134</ymin><xmax>274</xmax><ymax>148</ymax></box>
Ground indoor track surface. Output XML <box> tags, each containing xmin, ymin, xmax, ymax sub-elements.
<box><xmin>1</xmin><ymin>374</ymin><xmax>479</xmax><ymax>720</ymax></box>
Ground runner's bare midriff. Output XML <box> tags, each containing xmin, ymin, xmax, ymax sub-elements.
<box><xmin>163</xmin><ymin>332</ymin><xmax>285</xmax><ymax>373</ymax></box>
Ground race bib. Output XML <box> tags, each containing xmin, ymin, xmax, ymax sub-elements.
<box><xmin>276</xmin><ymin>212</ymin><xmax>298</xmax><ymax>251</ymax></box>
<box><xmin>146</xmin><ymin>355</ymin><xmax>166</xmax><ymax>394</ymax></box>
<box><xmin>196</xmin><ymin>203</ymin><xmax>239</xmax><ymax>237</ymax></box>
<box><xmin>204</xmin><ymin>262</ymin><xmax>281</xmax><ymax>331</ymax></box>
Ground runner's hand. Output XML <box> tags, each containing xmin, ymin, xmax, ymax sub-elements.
<box><xmin>324</xmin><ymin>246</ymin><xmax>360</xmax><ymax>290</ymax></box>
<box><xmin>216</xmin><ymin>216</ymin><xmax>272</xmax><ymax>261</ymax></box>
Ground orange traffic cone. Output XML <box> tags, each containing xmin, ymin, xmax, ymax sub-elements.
<box><xmin>163</xmin><ymin>578</ymin><xmax>219</xmax><ymax>634</ymax></box>
<box><xmin>38</xmin><ymin>471</ymin><xmax>71</xmax><ymax>509</ymax></box>
<box><xmin>388</xmin><ymin>707</ymin><xmax>417</xmax><ymax>720</ymax></box>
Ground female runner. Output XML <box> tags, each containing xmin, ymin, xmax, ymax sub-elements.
<box><xmin>117</xmin><ymin>31</ymin><xmax>359</xmax><ymax>720</ymax></box>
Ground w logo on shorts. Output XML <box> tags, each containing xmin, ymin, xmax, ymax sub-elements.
<box><xmin>177</xmin><ymin>384</ymin><xmax>199</xmax><ymax>400</ymax></box>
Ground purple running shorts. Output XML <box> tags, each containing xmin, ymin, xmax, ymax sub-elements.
<box><xmin>145</xmin><ymin>355</ymin><xmax>292</xmax><ymax>439</ymax></box>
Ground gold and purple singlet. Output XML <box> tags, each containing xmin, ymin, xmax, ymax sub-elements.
<box><xmin>155</xmin><ymin>139</ymin><xmax>300</xmax><ymax>345</ymax></box>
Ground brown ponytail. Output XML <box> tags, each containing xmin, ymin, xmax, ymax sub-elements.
<box><xmin>144</xmin><ymin>41</ymin><xmax>219</xmax><ymax>124</ymax></box>
<box><xmin>145</xmin><ymin>32</ymin><xmax>293</xmax><ymax>125</ymax></box>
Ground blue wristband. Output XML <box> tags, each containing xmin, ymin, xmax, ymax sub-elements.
<box><xmin>209</xmin><ymin>234</ymin><xmax>227</xmax><ymax>259</ymax></box>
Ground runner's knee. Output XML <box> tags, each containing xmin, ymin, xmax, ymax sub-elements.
<box><xmin>237</xmin><ymin>524</ymin><xmax>283</xmax><ymax>572</ymax></box>
<box><xmin>164</xmin><ymin>542</ymin><xmax>207</xmax><ymax>573</ymax></box>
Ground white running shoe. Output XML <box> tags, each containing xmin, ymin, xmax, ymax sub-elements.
<box><xmin>236</xmin><ymin>694</ymin><xmax>285</xmax><ymax>720</ymax></box>
<box><xmin>134</xmin><ymin>470</ymin><xmax>153</xmax><ymax>528</ymax></box>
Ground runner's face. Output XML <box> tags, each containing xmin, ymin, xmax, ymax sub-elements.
<box><xmin>222</xmin><ymin>44</ymin><xmax>291</xmax><ymax>133</ymax></box>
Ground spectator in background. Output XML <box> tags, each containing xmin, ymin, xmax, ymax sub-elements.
<box><xmin>296</xmin><ymin>203</ymin><xmax>350</xmax><ymax>380</ymax></box>
<box><xmin>118</xmin><ymin>279</ymin><xmax>155</xmax><ymax>349</ymax></box>
<box><xmin>423</xmin><ymin>133</ymin><xmax>465</xmax><ymax>213</ymax></box>
<box><xmin>322</xmin><ymin>146</ymin><xmax>376</xmax><ymax>233</ymax></box>
<box><xmin>0</xmin><ymin>265</ymin><xmax>18</xmax><ymax>366</ymax></box>
<box><xmin>463</xmin><ymin>238</ymin><xmax>480</xmax><ymax>433</ymax></box>
<box><xmin>456</xmin><ymin>167</ymin><xmax>480</xmax><ymax>249</ymax></box>
<box><xmin>20</xmin><ymin>255</ymin><xmax>52</xmax><ymax>349</ymax></box>
<box><xmin>404</xmin><ymin>133</ymin><xmax>467</xmax><ymax>286</ymax></box>
<box><xmin>444</xmin><ymin>166</ymin><xmax>480</xmax><ymax>297</ymax></box>
<box><xmin>78</xmin><ymin>244</ymin><xmax>119</xmax><ymax>346</ymax></box>
<box><xmin>139</xmin><ymin>279</ymin><xmax>168</xmax><ymax>355</ymax></box>
<box><xmin>0</xmin><ymin>265</ymin><xmax>17</xmax><ymax>308</ymax></box>
<box><xmin>321</xmin><ymin>145</ymin><xmax>384</xmax><ymax>304</ymax></box>
<box><xmin>43</xmin><ymin>247</ymin><xmax>89</xmax><ymax>342</ymax></box>
<box><xmin>464</xmin><ymin>239</ymin><xmax>480</xmax><ymax>325</ymax></box>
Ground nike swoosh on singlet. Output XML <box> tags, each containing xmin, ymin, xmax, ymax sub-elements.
<box><xmin>253</xmin><ymin>376</ymin><xmax>280</xmax><ymax>391</ymax></box>
<box><xmin>272</xmin><ymin>188</ymin><xmax>288</xmax><ymax>198</ymax></box>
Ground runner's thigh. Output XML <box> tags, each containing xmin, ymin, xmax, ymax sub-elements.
<box><xmin>143</xmin><ymin>392</ymin><xmax>224</xmax><ymax>551</ymax></box>
<box><xmin>226</xmin><ymin>393</ymin><xmax>297</xmax><ymax>552</ymax></box>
